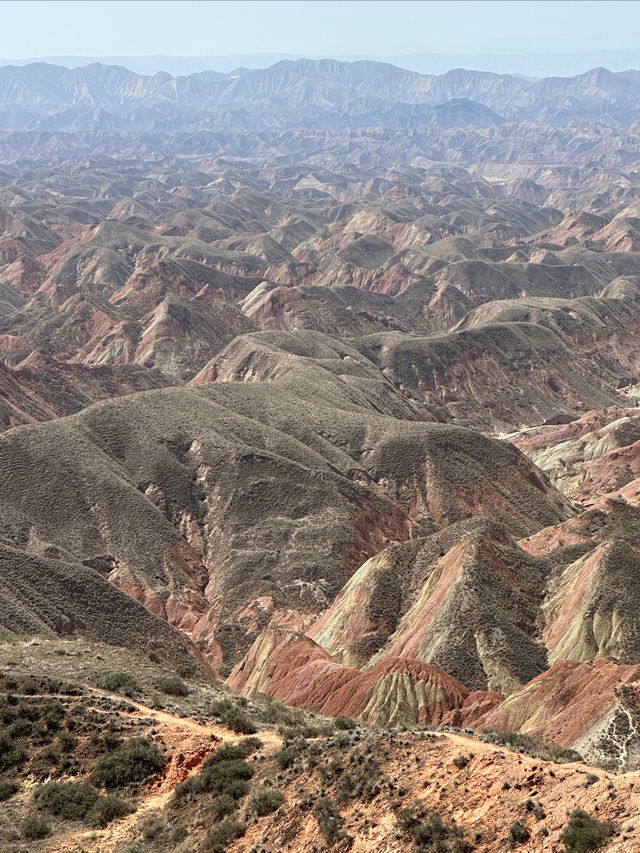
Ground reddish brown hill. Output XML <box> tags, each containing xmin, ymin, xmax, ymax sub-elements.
<box><xmin>309</xmin><ymin>521</ymin><xmax>552</xmax><ymax>693</ymax></box>
<box><xmin>482</xmin><ymin>658</ymin><xmax>640</xmax><ymax>769</ymax></box>
<box><xmin>228</xmin><ymin>627</ymin><xmax>470</xmax><ymax>726</ymax></box>
<box><xmin>0</xmin><ymin>352</ymin><xmax>169</xmax><ymax>428</ymax></box>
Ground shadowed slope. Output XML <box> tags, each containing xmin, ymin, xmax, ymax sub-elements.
<box><xmin>0</xmin><ymin>543</ymin><xmax>211</xmax><ymax>675</ymax></box>
<box><xmin>0</xmin><ymin>364</ymin><xmax>569</xmax><ymax>671</ymax></box>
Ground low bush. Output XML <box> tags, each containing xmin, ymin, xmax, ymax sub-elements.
<box><xmin>58</xmin><ymin>730</ymin><xmax>78</xmax><ymax>753</ymax></box>
<box><xmin>22</xmin><ymin>816</ymin><xmax>51</xmax><ymax>840</ymax></box>
<box><xmin>275</xmin><ymin>745</ymin><xmax>301</xmax><ymax>770</ymax></box>
<box><xmin>209</xmin><ymin>698</ymin><xmax>257</xmax><ymax>734</ymax></box>
<box><xmin>509</xmin><ymin>820</ymin><xmax>530</xmax><ymax>845</ymax></box>
<box><xmin>9</xmin><ymin>717</ymin><xmax>33</xmax><ymax>737</ymax></box>
<box><xmin>35</xmin><ymin>781</ymin><xmax>99</xmax><ymax>820</ymax></box>
<box><xmin>0</xmin><ymin>731</ymin><xmax>27</xmax><ymax>770</ymax></box>
<box><xmin>411</xmin><ymin>814</ymin><xmax>448</xmax><ymax>847</ymax></box>
<box><xmin>313</xmin><ymin>796</ymin><xmax>344</xmax><ymax>843</ymax></box>
<box><xmin>209</xmin><ymin>793</ymin><xmax>237</xmax><ymax>821</ymax></box>
<box><xmin>397</xmin><ymin>808</ymin><xmax>471</xmax><ymax>853</ymax></box>
<box><xmin>257</xmin><ymin>698</ymin><xmax>301</xmax><ymax>726</ymax></box>
<box><xmin>249</xmin><ymin>788</ymin><xmax>285</xmax><ymax>816</ymax></box>
<box><xmin>396</xmin><ymin>805</ymin><xmax>422</xmax><ymax>832</ymax></box>
<box><xmin>452</xmin><ymin>753</ymin><xmax>471</xmax><ymax>769</ymax></box>
<box><xmin>524</xmin><ymin>799</ymin><xmax>545</xmax><ymax>820</ymax></box>
<box><xmin>332</xmin><ymin>749</ymin><xmax>382</xmax><ymax>805</ymax></box>
<box><xmin>204</xmin><ymin>818</ymin><xmax>247</xmax><ymax>852</ymax></box>
<box><xmin>0</xmin><ymin>780</ymin><xmax>19</xmax><ymax>801</ymax></box>
<box><xmin>222</xmin><ymin>707</ymin><xmax>257</xmax><ymax>735</ymax></box>
<box><xmin>174</xmin><ymin>757</ymin><xmax>253</xmax><ymax>800</ymax></box>
<box><xmin>276</xmin><ymin>721</ymin><xmax>326</xmax><ymax>739</ymax></box>
<box><xmin>141</xmin><ymin>816</ymin><xmax>169</xmax><ymax>841</ymax></box>
<box><xmin>93</xmin><ymin>737</ymin><xmax>165</xmax><ymax>787</ymax></box>
<box><xmin>203</xmin><ymin>738</ymin><xmax>262</xmax><ymax>767</ymax></box>
<box><xmin>157</xmin><ymin>677</ymin><xmax>189</xmax><ymax>697</ymax></box>
<box><xmin>102</xmin><ymin>731</ymin><xmax>123</xmax><ymax>751</ymax></box>
<box><xmin>209</xmin><ymin>698</ymin><xmax>233</xmax><ymax>717</ymax></box>
<box><xmin>481</xmin><ymin>728</ymin><xmax>581</xmax><ymax>764</ymax></box>
<box><xmin>102</xmin><ymin>671</ymin><xmax>138</xmax><ymax>698</ymax></box>
<box><xmin>560</xmin><ymin>809</ymin><xmax>617</xmax><ymax>852</ymax></box>
<box><xmin>86</xmin><ymin>794</ymin><xmax>134</xmax><ymax>828</ymax></box>
<box><xmin>334</xmin><ymin>715</ymin><xmax>357</xmax><ymax>730</ymax></box>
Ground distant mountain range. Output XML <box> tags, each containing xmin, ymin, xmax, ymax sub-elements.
<box><xmin>4</xmin><ymin>48</ymin><xmax>640</xmax><ymax>77</ymax></box>
<box><xmin>1</xmin><ymin>59</ymin><xmax>640</xmax><ymax>132</ymax></box>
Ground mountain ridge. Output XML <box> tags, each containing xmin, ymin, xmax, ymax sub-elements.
<box><xmin>3</xmin><ymin>58</ymin><xmax>640</xmax><ymax>131</ymax></box>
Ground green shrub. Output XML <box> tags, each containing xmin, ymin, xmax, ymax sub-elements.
<box><xmin>584</xmin><ymin>773</ymin><xmax>599</xmax><ymax>787</ymax></box>
<box><xmin>177</xmin><ymin>665</ymin><xmax>194</xmax><ymax>679</ymax></box>
<box><xmin>209</xmin><ymin>793</ymin><xmax>237</xmax><ymax>821</ymax></box>
<box><xmin>9</xmin><ymin>717</ymin><xmax>33</xmax><ymax>737</ymax></box>
<box><xmin>86</xmin><ymin>795</ymin><xmax>134</xmax><ymax>828</ymax></box>
<box><xmin>524</xmin><ymin>799</ymin><xmax>545</xmax><ymax>820</ymax></box>
<box><xmin>249</xmin><ymin>788</ymin><xmax>285</xmax><ymax>816</ymax></box>
<box><xmin>173</xmin><ymin>739</ymin><xmax>261</xmax><ymax>801</ymax></box>
<box><xmin>175</xmin><ymin>757</ymin><xmax>253</xmax><ymax>800</ymax></box>
<box><xmin>561</xmin><ymin>809</ymin><xmax>617</xmax><ymax>852</ymax></box>
<box><xmin>157</xmin><ymin>677</ymin><xmax>189</xmax><ymax>697</ymax></box>
<box><xmin>0</xmin><ymin>732</ymin><xmax>27</xmax><ymax>770</ymax></box>
<box><xmin>396</xmin><ymin>805</ymin><xmax>421</xmax><ymax>833</ymax></box>
<box><xmin>93</xmin><ymin>737</ymin><xmax>165</xmax><ymax>787</ymax></box>
<box><xmin>33</xmin><ymin>770</ymin><xmax>136</xmax><ymax>828</ymax></box>
<box><xmin>22</xmin><ymin>816</ymin><xmax>51</xmax><ymax>839</ymax></box>
<box><xmin>21</xmin><ymin>678</ymin><xmax>39</xmax><ymax>695</ymax></box>
<box><xmin>142</xmin><ymin>816</ymin><xmax>168</xmax><ymax>840</ymax></box>
<box><xmin>36</xmin><ymin>781</ymin><xmax>99</xmax><ymax>820</ymax></box>
<box><xmin>43</xmin><ymin>702</ymin><xmax>64</xmax><ymax>730</ymax></box>
<box><xmin>204</xmin><ymin>818</ymin><xmax>246</xmax><ymax>851</ymax></box>
<box><xmin>275</xmin><ymin>745</ymin><xmax>300</xmax><ymax>770</ymax></box>
<box><xmin>335</xmin><ymin>753</ymin><xmax>381</xmax><ymax>804</ymax></box>
<box><xmin>313</xmin><ymin>796</ymin><xmax>344</xmax><ymax>842</ymax></box>
<box><xmin>102</xmin><ymin>731</ymin><xmax>124</xmax><ymax>751</ymax></box>
<box><xmin>58</xmin><ymin>730</ymin><xmax>78</xmax><ymax>752</ymax></box>
<box><xmin>509</xmin><ymin>820</ymin><xmax>530</xmax><ymax>845</ymax></box>
<box><xmin>203</xmin><ymin>738</ymin><xmax>262</xmax><ymax>767</ymax></box>
<box><xmin>209</xmin><ymin>698</ymin><xmax>233</xmax><ymax>716</ymax></box>
<box><xmin>397</xmin><ymin>810</ymin><xmax>470</xmax><ymax>852</ymax></box>
<box><xmin>209</xmin><ymin>698</ymin><xmax>257</xmax><ymax>734</ymax></box>
<box><xmin>102</xmin><ymin>671</ymin><xmax>138</xmax><ymax>698</ymax></box>
<box><xmin>257</xmin><ymin>698</ymin><xmax>299</xmax><ymax>725</ymax></box>
<box><xmin>0</xmin><ymin>780</ymin><xmax>19</xmax><ymax>801</ymax></box>
<box><xmin>411</xmin><ymin>813</ymin><xmax>448</xmax><ymax>847</ymax></box>
<box><xmin>223</xmin><ymin>707</ymin><xmax>257</xmax><ymax>734</ymax></box>
<box><xmin>452</xmin><ymin>753</ymin><xmax>471</xmax><ymax>769</ymax></box>
<box><xmin>334</xmin><ymin>715</ymin><xmax>357</xmax><ymax>730</ymax></box>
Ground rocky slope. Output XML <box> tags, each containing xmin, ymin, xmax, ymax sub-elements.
<box><xmin>2</xmin><ymin>638</ymin><xmax>640</xmax><ymax>853</ymax></box>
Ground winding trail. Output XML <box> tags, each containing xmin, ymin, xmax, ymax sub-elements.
<box><xmin>42</xmin><ymin>687</ymin><xmax>281</xmax><ymax>852</ymax></box>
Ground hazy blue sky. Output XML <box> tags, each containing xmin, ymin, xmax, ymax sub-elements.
<box><xmin>0</xmin><ymin>0</ymin><xmax>638</xmax><ymax>58</ymax></box>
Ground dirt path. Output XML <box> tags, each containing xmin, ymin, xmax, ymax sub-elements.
<box><xmin>43</xmin><ymin>688</ymin><xmax>282</xmax><ymax>852</ymax></box>
<box><xmin>34</xmin><ymin>688</ymin><xmax>634</xmax><ymax>852</ymax></box>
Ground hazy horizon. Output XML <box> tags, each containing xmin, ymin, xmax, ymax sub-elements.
<box><xmin>3</xmin><ymin>48</ymin><xmax>640</xmax><ymax>80</ymax></box>
<box><xmin>0</xmin><ymin>0</ymin><xmax>638</xmax><ymax>68</ymax></box>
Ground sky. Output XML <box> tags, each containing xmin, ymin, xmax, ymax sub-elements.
<box><xmin>0</xmin><ymin>0</ymin><xmax>639</xmax><ymax>59</ymax></box>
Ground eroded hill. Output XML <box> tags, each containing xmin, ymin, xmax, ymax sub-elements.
<box><xmin>2</xmin><ymin>97</ymin><xmax>640</xmax><ymax>851</ymax></box>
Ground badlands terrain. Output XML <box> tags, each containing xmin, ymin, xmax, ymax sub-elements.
<box><xmin>3</xmin><ymin>59</ymin><xmax>640</xmax><ymax>851</ymax></box>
